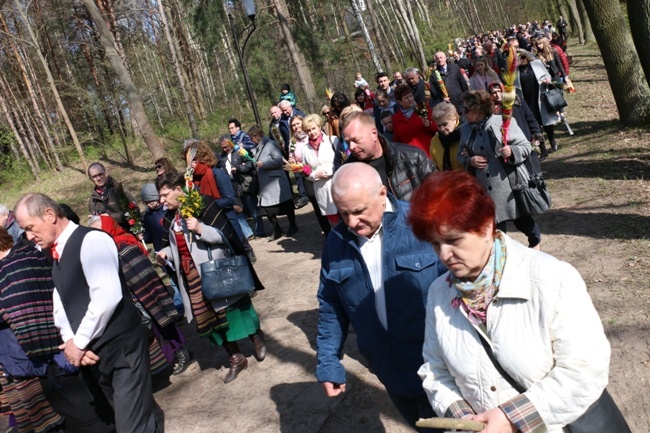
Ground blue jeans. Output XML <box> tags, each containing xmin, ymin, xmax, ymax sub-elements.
<box><xmin>243</xmin><ymin>193</ymin><xmax>265</xmax><ymax>236</ymax></box>
<box><xmin>236</xmin><ymin>212</ymin><xmax>253</xmax><ymax>239</ymax></box>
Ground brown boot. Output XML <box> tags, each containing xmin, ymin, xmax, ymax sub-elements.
<box><xmin>223</xmin><ymin>353</ymin><xmax>248</xmax><ymax>383</ymax></box>
<box><xmin>250</xmin><ymin>331</ymin><xmax>267</xmax><ymax>362</ymax></box>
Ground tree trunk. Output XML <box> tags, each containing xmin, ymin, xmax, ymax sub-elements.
<box><xmin>337</xmin><ymin>4</ymin><xmax>361</xmax><ymax>73</ymax></box>
<box><xmin>350</xmin><ymin>0</ymin><xmax>383</xmax><ymax>72</ymax></box>
<box><xmin>404</xmin><ymin>0</ymin><xmax>427</xmax><ymax>70</ymax></box>
<box><xmin>565</xmin><ymin>0</ymin><xmax>585</xmax><ymax>44</ymax></box>
<box><xmin>7</xmin><ymin>4</ymin><xmax>67</xmax><ymax>171</ymax></box>
<box><xmin>271</xmin><ymin>0</ymin><xmax>318</xmax><ymax>113</ymax></box>
<box><xmin>81</xmin><ymin>0</ymin><xmax>165</xmax><ymax>160</ymax></box>
<box><xmin>626</xmin><ymin>0</ymin><xmax>650</xmax><ymax>88</ymax></box>
<box><xmin>576</xmin><ymin>0</ymin><xmax>595</xmax><ymax>43</ymax></box>
<box><xmin>0</xmin><ymin>79</ymin><xmax>39</xmax><ymax>178</ymax></box>
<box><xmin>582</xmin><ymin>0</ymin><xmax>650</xmax><ymax>125</ymax></box>
<box><xmin>365</xmin><ymin>0</ymin><xmax>391</xmax><ymax>71</ymax></box>
<box><xmin>158</xmin><ymin>0</ymin><xmax>199</xmax><ymax>138</ymax></box>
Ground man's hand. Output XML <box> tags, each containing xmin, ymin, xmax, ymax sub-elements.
<box><xmin>472</xmin><ymin>407</ymin><xmax>517</xmax><ymax>433</ymax></box>
<box><xmin>322</xmin><ymin>381</ymin><xmax>346</xmax><ymax>397</ymax></box>
<box><xmin>81</xmin><ymin>350</ymin><xmax>100</xmax><ymax>366</ymax></box>
<box><xmin>59</xmin><ymin>339</ymin><xmax>86</xmax><ymax>367</ymax></box>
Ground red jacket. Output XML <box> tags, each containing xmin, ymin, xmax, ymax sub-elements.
<box><xmin>392</xmin><ymin>108</ymin><xmax>438</xmax><ymax>158</ymax></box>
<box><xmin>551</xmin><ymin>42</ymin><xmax>570</xmax><ymax>75</ymax></box>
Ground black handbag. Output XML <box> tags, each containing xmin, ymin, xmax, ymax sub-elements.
<box><xmin>542</xmin><ymin>86</ymin><xmax>568</xmax><ymax>112</ymax></box>
<box><xmin>476</xmin><ymin>331</ymin><xmax>631</xmax><ymax>433</ymax></box>
<box><xmin>200</xmin><ymin>235</ymin><xmax>254</xmax><ymax>301</ymax></box>
<box><xmin>511</xmin><ymin>152</ymin><xmax>551</xmax><ymax>216</ymax></box>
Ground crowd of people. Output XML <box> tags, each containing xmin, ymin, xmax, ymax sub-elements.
<box><xmin>0</xmin><ymin>17</ymin><xmax>632</xmax><ymax>433</ymax></box>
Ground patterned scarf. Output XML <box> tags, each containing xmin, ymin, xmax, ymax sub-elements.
<box><xmin>450</xmin><ymin>231</ymin><xmax>507</xmax><ymax>326</ymax></box>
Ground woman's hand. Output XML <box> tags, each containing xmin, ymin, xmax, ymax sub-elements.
<box><xmin>470</xmin><ymin>155</ymin><xmax>488</xmax><ymax>169</ymax></box>
<box><xmin>186</xmin><ymin>218</ymin><xmax>202</xmax><ymax>235</ymax></box>
<box><xmin>471</xmin><ymin>408</ymin><xmax>517</xmax><ymax>433</ymax></box>
<box><xmin>501</xmin><ymin>145</ymin><xmax>512</xmax><ymax>159</ymax></box>
<box><xmin>156</xmin><ymin>251</ymin><xmax>167</xmax><ymax>266</ymax></box>
<box><xmin>256</xmin><ymin>161</ymin><xmax>264</xmax><ymax>168</ymax></box>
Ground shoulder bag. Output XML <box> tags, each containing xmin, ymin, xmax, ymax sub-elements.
<box><xmin>489</xmin><ymin>132</ymin><xmax>551</xmax><ymax>216</ymax></box>
<box><xmin>476</xmin><ymin>330</ymin><xmax>631</xmax><ymax>433</ymax></box>
<box><xmin>200</xmin><ymin>234</ymin><xmax>255</xmax><ymax>301</ymax></box>
<box><xmin>542</xmin><ymin>85</ymin><xmax>568</xmax><ymax>112</ymax></box>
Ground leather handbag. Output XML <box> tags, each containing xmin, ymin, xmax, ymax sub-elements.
<box><xmin>542</xmin><ymin>86</ymin><xmax>568</xmax><ymax>112</ymax></box>
<box><xmin>200</xmin><ymin>235</ymin><xmax>254</xmax><ymax>301</ymax></box>
<box><xmin>476</xmin><ymin>330</ymin><xmax>631</xmax><ymax>433</ymax></box>
<box><xmin>511</xmin><ymin>151</ymin><xmax>551</xmax><ymax>216</ymax></box>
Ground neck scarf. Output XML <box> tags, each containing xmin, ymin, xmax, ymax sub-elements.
<box><xmin>439</xmin><ymin>124</ymin><xmax>461</xmax><ymax>171</ymax></box>
<box><xmin>450</xmin><ymin>231</ymin><xmax>507</xmax><ymax>326</ymax></box>
<box><xmin>192</xmin><ymin>162</ymin><xmax>221</xmax><ymax>199</ymax></box>
<box><xmin>99</xmin><ymin>214</ymin><xmax>147</xmax><ymax>255</ymax></box>
<box><xmin>308</xmin><ymin>132</ymin><xmax>323</xmax><ymax>152</ymax></box>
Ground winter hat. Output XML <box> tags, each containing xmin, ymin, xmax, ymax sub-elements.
<box><xmin>141</xmin><ymin>183</ymin><xmax>159</xmax><ymax>202</ymax></box>
<box><xmin>281</xmin><ymin>83</ymin><xmax>291</xmax><ymax>92</ymax></box>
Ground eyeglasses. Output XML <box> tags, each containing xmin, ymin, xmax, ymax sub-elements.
<box><xmin>90</xmin><ymin>172</ymin><xmax>106</xmax><ymax>179</ymax></box>
<box><xmin>322</xmin><ymin>111</ymin><xmax>331</xmax><ymax>116</ymax></box>
<box><xmin>154</xmin><ymin>164</ymin><xmax>164</xmax><ymax>170</ymax></box>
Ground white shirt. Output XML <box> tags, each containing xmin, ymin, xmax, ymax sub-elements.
<box><xmin>353</xmin><ymin>200</ymin><xmax>394</xmax><ymax>330</ymax></box>
<box><xmin>225</xmin><ymin>153</ymin><xmax>233</xmax><ymax>178</ymax></box>
<box><xmin>52</xmin><ymin>222</ymin><xmax>123</xmax><ymax>350</ymax></box>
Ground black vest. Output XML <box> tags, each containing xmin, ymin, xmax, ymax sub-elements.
<box><xmin>51</xmin><ymin>226</ymin><xmax>140</xmax><ymax>351</ymax></box>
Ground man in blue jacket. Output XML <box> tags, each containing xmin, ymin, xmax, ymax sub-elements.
<box><xmin>316</xmin><ymin>162</ymin><xmax>444</xmax><ymax>432</ymax></box>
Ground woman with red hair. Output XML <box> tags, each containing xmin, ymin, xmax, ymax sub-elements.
<box><xmin>408</xmin><ymin>171</ymin><xmax>629</xmax><ymax>433</ymax></box>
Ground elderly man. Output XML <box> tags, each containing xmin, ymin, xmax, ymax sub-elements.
<box><xmin>87</xmin><ymin>162</ymin><xmax>137</xmax><ymax>232</ymax></box>
<box><xmin>268</xmin><ymin>105</ymin><xmax>290</xmax><ymax>157</ymax></box>
<box><xmin>341</xmin><ymin>111</ymin><xmax>433</xmax><ymax>201</ymax></box>
<box><xmin>316</xmin><ymin>162</ymin><xmax>444</xmax><ymax>432</ymax></box>
<box><xmin>428</xmin><ymin>51</ymin><xmax>468</xmax><ymax>114</ymax></box>
<box><xmin>228</xmin><ymin>118</ymin><xmax>256</xmax><ymax>152</ymax></box>
<box><xmin>0</xmin><ymin>203</ymin><xmax>23</xmax><ymax>244</ymax></box>
<box><xmin>403</xmin><ymin>67</ymin><xmax>427</xmax><ymax>105</ymax></box>
<box><xmin>278</xmin><ymin>100</ymin><xmax>305</xmax><ymax>127</ymax></box>
<box><xmin>14</xmin><ymin>193</ymin><xmax>158</xmax><ymax>433</ymax></box>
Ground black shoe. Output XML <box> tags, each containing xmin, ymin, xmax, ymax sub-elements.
<box><xmin>247</xmin><ymin>250</ymin><xmax>257</xmax><ymax>264</ymax></box>
<box><xmin>286</xmin><ymin>226</ymin><xmax>298</xmax><ymax>237</ymax></box>
<box><xmin>550</xmin><ymin>142</ymin><xmax>558</xmax><ymax>152</ymax></box>
<box><xmin>295</xmin><ymin>197</ymin><xmax>309</xmax><ymax>209</ymax></box>
<box><xmin>172</xmin><ymin>348</ymin><xmax>193</xmax><ymax>375</ymax></box>
<box><xmin>268</xmin><ymin>231</ymin><xmax>284</xmax><ymax>241</ymax></box>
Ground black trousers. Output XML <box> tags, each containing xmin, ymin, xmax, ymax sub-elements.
<box><xmin>91</xmin><ymin>325</ymin><xmax>158</xmax><ymax>433</ymax></box>
<box><xmin>386</xmin><ymin>390</ymin><xmax>443</xmax><ymax>433</ymax></box>
<box><xmin>40</xmin><ymin>366</ymin><xmax>115</xmax><ymax>433</ymax></box>
<box><xmin>497</xmin><ymin>216</ymin><xmax>541</xmax><ymax>248</ymax></box>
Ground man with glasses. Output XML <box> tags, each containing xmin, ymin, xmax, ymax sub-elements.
<box><xmin>88</xmin><ymin>162</ymin><xmax>137</xmax><ymax>232</ymax></box>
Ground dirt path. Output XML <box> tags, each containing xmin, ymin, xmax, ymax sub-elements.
<box><xmin>1</xmin><ymin>43</ymin><xmax>648</xmax><ymax>433</ymax></box>
<box><xmin>152</xmin><ymin>44</ymin><xmax>650</xmax><ymax>432</ymax></box>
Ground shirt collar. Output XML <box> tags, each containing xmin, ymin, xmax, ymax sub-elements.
<box><xmin>53</xmin><ymin>221</ymin><xmax>78</xmax><ymax>258</ymax></box>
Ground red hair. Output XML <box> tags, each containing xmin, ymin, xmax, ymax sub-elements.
<box><xmin>408</xmin><ymin>171</ymin><xmax>496</xmax><ymax>242</ymax></box>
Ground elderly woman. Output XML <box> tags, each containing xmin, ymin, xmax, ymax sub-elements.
<box><xmin>155</xmin><ymin>172</ymin><xmax>266</xmax><ymax>383</ymax></box>
<box><xmin>408</xmin><ymin>170</ymin><xmax>630</xmax><ymax>433</ymax></box>
<box><xmin>247</xmin><ymin>124</ymin><xmax>298</xmax><ymax>241</ymax></box>
<box><xmin>429</xmin><ymin>102</ymin><xmax>463</xmax><ymax>171</ymax></box>
<box><xmin>457</xmin><ymin>90</ymin><xmax>541</xmax><ymax>249</ymax></box>
<box><xmin>297</xmin><ymin>114</ymin><xmax>338</xmax><ymax>236</ymax></box>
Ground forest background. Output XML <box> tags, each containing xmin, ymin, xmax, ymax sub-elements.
<box><xmin>1</xmin><ymin>0</ymin><xmax>649</xmax><ymax>188</ymax></box>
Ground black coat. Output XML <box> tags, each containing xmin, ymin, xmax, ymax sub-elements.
<box><xmin>346</xmin><ymin>136</ymin><xmax>434</xmax><ymax>201</ymax></box>
<box><xmin>428</xmin><ymin>62</ymin><xmax>469</xmax><ymax>114</ymax></box>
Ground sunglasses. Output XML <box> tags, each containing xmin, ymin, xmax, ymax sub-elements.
<box><xmin>322</xmin><ymin>111</ymin><xmax>331</xmax><ymax>116</ymax></box>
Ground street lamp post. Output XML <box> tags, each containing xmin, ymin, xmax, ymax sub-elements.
<box><xmin>226</xmin><ymin>1</ymin><xmax>261</xmax><ymax>126</ymax></box>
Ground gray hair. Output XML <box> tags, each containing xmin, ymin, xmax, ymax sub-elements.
<box><xmin>431</xmin><ymin>101</ymin><xmax>459</xmax><ymax>122</ymax></box>
<box><xmin>183</xmin><ymin>138</ymin><xmax>199</xmax><ymax>150</ymax></box>
<box><xmin>14</xmin><ymin>193</ymin><xmax>64</xmax><ymax>218</ymax></box>
<box><xmin>0</xmin><ymin>204</ymin><xmax>8</xmax><ymax>216</ymax></box>
<box><xmin>278</xmin><ymin>100</ymin><xmax>291</xmax><ymax>109</ymax></box>
<box><xmin>331</xmin><ymin>162</ymin><xmax>382</xmax><ymax>199</ymax></box>
<box><xmin>404</xmin><ymin>67</ymin><xmax>420</xmax><ymax>77</ymax></box>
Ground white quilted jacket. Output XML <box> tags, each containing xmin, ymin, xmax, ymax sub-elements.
<box><xmin>418</xmin><ymin>234</ymin><xmax>610</xmax><ymax>432</ymax></box>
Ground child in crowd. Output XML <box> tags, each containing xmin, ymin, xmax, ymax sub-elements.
<box><xmin>353</xmin><ymin>72</ymin><xmax>371</xmax><ymax>95</ymax></box>
<box><xmin>380</xmin><ymin>111</ymin><xmax>394</xmax><ymax>141</ymax></box>
<box><xmin>279</xmin><ymin>84</ymin><xmax>297</xmax><ymax>107</ymax></box>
